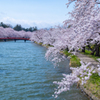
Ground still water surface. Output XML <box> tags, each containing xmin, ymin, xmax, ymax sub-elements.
<box><xmin>0</xmin><ymin>41</ymin><xmax>88</xmax><ymax>100</ymax></box>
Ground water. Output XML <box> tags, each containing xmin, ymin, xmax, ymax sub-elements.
<box><xmin>0</xmin><ymin>40</ymin><xmax>89</xmax><ymax>100</ymax></box>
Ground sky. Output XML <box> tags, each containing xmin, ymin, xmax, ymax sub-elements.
<box><xmin>0</xmin><ymin>0</ymin><xmax>74</xmax><ymax>29</ymax></box>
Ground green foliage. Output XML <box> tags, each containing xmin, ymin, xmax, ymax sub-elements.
<box><xmin>63</xmin><ymin>49</ymin><xmax>72</xmax><ymax>56</ymax></box>
<box><xmin>89</xmin><ymin>73</ymin><xmax>100</xmax><ymax>85</ymax></box>
<box><xmin>13</xmin><ymin>25</ymin><xmax>37</xmax><ymax>32</ymax></box>
<box><xmin>0</xmin><ymin>22</ymin><xmax>12</xmax><ymax>28</ymax></box>
<box><xmin>13</xmin><ymin>24</ymin><xmax>22</xmax><ymax>31</ymax></box>
<box><xmin>85</xmin><ymin>49</ymin><xmax>92</xmax><ymax>54</ymax></box>
<box><xmin>0</xmin><ymin>22</ymin><xmax>38</xmax><ymax>32</ymax></box>
<box><xmin>22</xmin><ymin>26</ymin><xmax>37</xmax><ymax>32</ymax></box>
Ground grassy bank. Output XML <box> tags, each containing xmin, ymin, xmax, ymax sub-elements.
<box><xmin>77</xmin><ymin>49</ymin><xmax>100</xmax><ymax>99</ymax></box>
<box><xmin>34</xmin><ymin>42</ymin><xmax>54</xmax><ymax>48</ymax></box>
<box><xmin>62</xmin><ymin>49</ymin><xmax>100</xmax><ymax>99</ymax></box>
<box><xmin>82</xmin><ymin>73</ymin><xmax>100</xmax><ymax>99</ymax></box>
<box><xmin>61</xmin><ymin>49</ymin><xmax>81</xmax><ymax>67</ymax></box>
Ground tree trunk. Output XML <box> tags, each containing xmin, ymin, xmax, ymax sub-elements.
<box><xmin>95</xmin><ymin>46</ymin><xmax>100</xmax><ymax>56</ymax></box>
<box><xmin>87</xmin><ymin>45</ymin><xmax>92</xmax><ymax>51</ymax></box>
<box><xmin>82</xmin><ymin>47</ymin><xmax>85</xmax><ymax>52</ymax></box>
<box><xmin>91</xmin><ymin>43</ymin><xmax>100</xmax><ymax>56</ymax></box>
<box><xmin>66</xmin><ymin>47</ymin><xmax>69</xmax><ymax>51</ymax></box>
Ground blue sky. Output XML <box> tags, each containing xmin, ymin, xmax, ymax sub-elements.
<box><xmin>0</xmin><ymin>0</ymin><xmax>74</xmax><ymax>29</ymax></box>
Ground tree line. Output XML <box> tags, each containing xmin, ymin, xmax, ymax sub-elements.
<box><xmin>0</xmin><ymin>22</ymin><xmax>37</xmax><ymax>32</ymax></box>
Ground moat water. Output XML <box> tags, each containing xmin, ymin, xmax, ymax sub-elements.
<box><xmin>0</xmin><ymin>41</ymin><xmax>89</xmax><ymax>100</ymax></box>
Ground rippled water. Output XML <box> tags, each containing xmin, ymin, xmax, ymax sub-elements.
<box><xmin>0</xmin><ymin>40</ymin><xmax>89</xmax><ymax>100</ymax></box>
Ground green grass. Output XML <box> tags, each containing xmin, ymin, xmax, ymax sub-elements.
<box><xmin>89</xmin><ymin>73</ymin><xmax>100</xmax><ymax>85</ymax></box>
<box><xmin>70</xmin><ymin>55</ymin><xmax>81</xmax><ymax>67</ymax></box>
<box><xmin>38</xmin><ymin>42</ymin><xmax>43</xmax><ymax>45</ymax></box>
<box><xmin>62</xmin><ymin>49</ymin><xmax>72</xmax><ymax>56</ymax></box>
<box><xmin>80</xmin><ymin>50</ymin><xmax>100</xmax><ymax>61</ymax></box>
<box><xmin>62</xmin><ymin>49</ymin><xmax>81</xmax><ymax>67</ymax></box>
<box><xmin>34</xmin><ymin>42</ymin><xmax>54</xmax><ymax>48</ymax></box>
<box><xmin>83</xmin><ymin>73</ymin><xmax>100</xmax><ymax>99</ymax></box>
<box><xmin>42</xmin><ymin>44</ymin><xmax>54</xmax><ymax>48</ymax></box>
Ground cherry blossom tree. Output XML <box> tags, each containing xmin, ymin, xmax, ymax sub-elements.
<box><xmin>0</xmin><ymin>27</ymin><xmax>7</xmax><ymax>37</ymax></box>
<box><xmin>0</xmin><ymin>27</ymin><xmax>33</xmax><ymax>38</ymax></box>
<box><xmin>64</xmin><ymin>0</ymin><xmax>100</xmax><ymax>55</ymax></box>
<box><xmin>51</xmin><ymin>0</ymin><xmax>100</xmax><ymax>97</ymax></box>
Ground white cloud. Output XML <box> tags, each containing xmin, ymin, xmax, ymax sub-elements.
<box><xmin>0</xmin><ymin>17</ymin><xmax>63</xmax><ymax>29</ymax></box>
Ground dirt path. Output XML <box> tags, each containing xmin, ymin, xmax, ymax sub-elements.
<box><xmin>76</xmin><ymin>52</ymin><xmax>100</xmax><ymax>67</ymax></box>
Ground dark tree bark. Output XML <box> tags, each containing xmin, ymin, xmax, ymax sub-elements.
<box><xmin>66</xmin><ymin>47</ymin><xmax>69</xmax><ymax>51</ymax></box>
<box><xmin>87</xmin><ymin>45</ymin><xmax>93</xmax><ymax>51</ymax></box>
<box><xmin>95</xmin><ymin>46</ymin><xmax>100</xmax><ymax>56</ymax></box>
<box><xmin>82</xmin><ymin>47</ymin><xmax>85</xmax><ymax>52</ymax></box>
<box><xmin>91</xmin><ymin>42</ymin><xmax>100</xmax><ymax>56</ymax></box>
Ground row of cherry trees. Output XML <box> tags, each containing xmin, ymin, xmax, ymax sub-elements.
<box><xmin>0</xmin><ymin>27</ymin><xmax>32</xmax><ymax>38</ymax></box>
<box><xmin>30</xmin><ymin>0</ymin><xmax>100</xmax><ymax>56</ymax></box>
<box><xmin>30</xmin><ymin>0</ymin><xmax>100</xmax><ymax>98</ymax></box>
